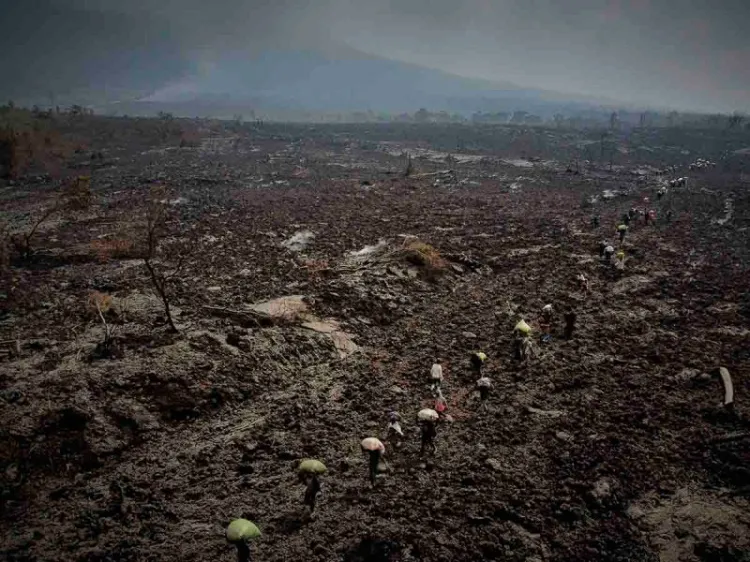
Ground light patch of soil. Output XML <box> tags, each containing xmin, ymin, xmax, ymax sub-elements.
<box><xmin>630</xmin><ymin>488</ymin><xmax>750</xmax><ymax>562</ymax></box>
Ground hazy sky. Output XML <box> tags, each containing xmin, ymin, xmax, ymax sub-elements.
<box><xmin>1</xmin><ymin>0</ymin><xmax>748</xmax><ymax>112</ymax></box>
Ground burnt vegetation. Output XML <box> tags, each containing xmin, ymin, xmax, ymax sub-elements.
<box><xmin>1</xmin><ymin>105</ymin><xmax>750</xmax><ymax>562</ymax></box>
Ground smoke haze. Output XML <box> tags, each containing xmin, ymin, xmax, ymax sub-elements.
<box><xmin>1</xmin><ymin>0</ymin><xmax>748</xmax><ymax>112</ymax></box>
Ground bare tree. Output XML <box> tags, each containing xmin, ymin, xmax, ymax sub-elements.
<box><xmin>10</xmin><ymin>176</ymin><xmax>91</xmax><ymax>260</ymax></box>
<box><xmin>11</xmin><ymin>205</ymin><xmax>60</xmax><ymax>260</ymax></box>
<box><xmin>157</xmin><ymin>112</ymin><xmax>178</xmax><ymax>142</ymax></box>
<box><xmin>0</xmin><ymin>127</ymin><xmax>21</xmax><ymax>179</ymax></box>
<box><xmin>89</xmin><ymin>291</ymin><xmax>117</xmax><ymax>357</ymax></box>
<box><xmin>403</xmin><ymin>153</ymin><xmax>413</xmax><ymax>177</ymax></box>
<box><xmin>142</xmin><ymin>189</ymin><xmax>191</xmax><ymax>333</ymax></box>
<box><xmin>728</xmin><ymin>113</ymin><xmax>744</xmax><ymax>129</ymax></box>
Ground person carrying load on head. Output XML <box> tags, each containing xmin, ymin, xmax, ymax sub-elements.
<box><xmin>614</xmin><ymin>250</ymin><xmax>626</xmax><ymax>271</ymax></box>
<box><xmin>513</xmin><ymin>318</ymin><xmax>532</xmax><ymax>338</ymax></box>
<box><xmin>470</xmin><ymin>351</ymin><xmax>487</xmax><ymax>376</ymax></box>
<box><xmin>603</xmin><ymin>244</ymin><xmax>616</xmax><ymax>263</ymax></box>
<box><xmin>513</xmin><ymin>319</ymin><xmax>532</xmax><ymax>361</ymax></box>
<box><xmin>541</xmin><ymin>304</ymin><xmax>553</xmax><ymax>323</ymax></box>
<box><xmin>477</xmin><ymin>376</ymin><xmax>492</xmax><ymax>408</ymax></box>
<box><xmin>540</xmin><ymin>304</ymin><xmax>553</xmax><ymax>338</ymax></box>
<box><xmin>418</xmin><ymin>409</ymin><xmax>439</xmax><ymax>456</ymax></box>
<box><xmin>617</xmin><ymin>223</ymin><xmax>628</xmax><ymax>243</ymax></box>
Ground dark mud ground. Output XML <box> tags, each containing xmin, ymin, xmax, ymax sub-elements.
<box><xmin>2</xmin><ymin>119</ymin><xmax>750</xmax><ymax>561</ymax></box>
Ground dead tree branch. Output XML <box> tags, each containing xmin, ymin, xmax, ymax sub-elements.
<box><xmin>142</xmin><ymin>187</ymin><xmax>196</xmax><ymax>333</ymax></box>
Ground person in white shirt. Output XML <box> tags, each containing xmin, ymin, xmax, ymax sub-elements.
<box><xmin>385</xmin><ymin>411</ymin><xmax>404</xmax><ymax>451</ymax></box>
<box><xmin>430</xmin><ymin>359</ymin><xmax>444</xmax><ymax>394</ymax></box>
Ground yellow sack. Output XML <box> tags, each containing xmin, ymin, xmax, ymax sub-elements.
<box><xmin>476</xmin><ymin>352</ymin><xmax>487</xmax><ymax>362</ymax></box>
<box><xmin>514</xmin><ymin>320</ymin><xmax>531</xmax><ymax>335</ymax></box>
<box><xmin>617</xmin><ymin>224</ymin><xmax>628</xmax><ymax>231</ymax></box>
<box><xmin>616</xmin><ymin>250</ymin><xmax>625</xmax><ymax>259</ymax></box>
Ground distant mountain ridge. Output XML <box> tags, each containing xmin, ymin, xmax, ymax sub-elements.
<box><xmin>130</xmin><ymin>48</ymin><xmax>616</xmax><ymax>118</ymax></box>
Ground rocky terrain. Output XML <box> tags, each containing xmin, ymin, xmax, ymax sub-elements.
<box><xmin>2</xmin><ymin>117</ymin><xmax>750</xmax><ymax>561</ymax></box>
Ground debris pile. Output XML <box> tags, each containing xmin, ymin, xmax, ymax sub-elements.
<box><xmin>282</xmin><ymin>229</ymin><xmax>315</xmax><ymax>252</ymax></box>
<box><xmin>668</xmin><ymin>177</ymin><xmax>688</xmax><ymax>188</ymax></box>
<box><xmin>689</xmin><ymin>158</ymin><xmax>716</xmax><ymax>170</ymax></box>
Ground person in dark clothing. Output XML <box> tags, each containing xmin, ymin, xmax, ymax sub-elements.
<box><xmin>361</xmin><ymin>438</ymin><xmax>385</xmax><ymax>486</ymax></box>
<box><xmin>420</xmin><ymin>421</ymin><xmax>437</xmax><ymax>456</ymax></box>
<box><xmin>304</xmin><ymin>474</ymin><xmax>321</xmax><ymax>512</ymax></box>
<box><xmin>368</xmin><ymin>451</ymin><xmax>380</xmax><ymax>484</ymax></box>
<box><xmin>618</xmin><ymin>224</ymin><xmax>628</xmax><ymax>243</ymax></box>
<box><xmin>513</xmin><ymin>335</ymin><xmax>523</xmax><ymax>361</ymax></box>
<box><xmin>470</xmin><ymin>351</ymin><xmax>487</xmax><ymax>376</ymax></box>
